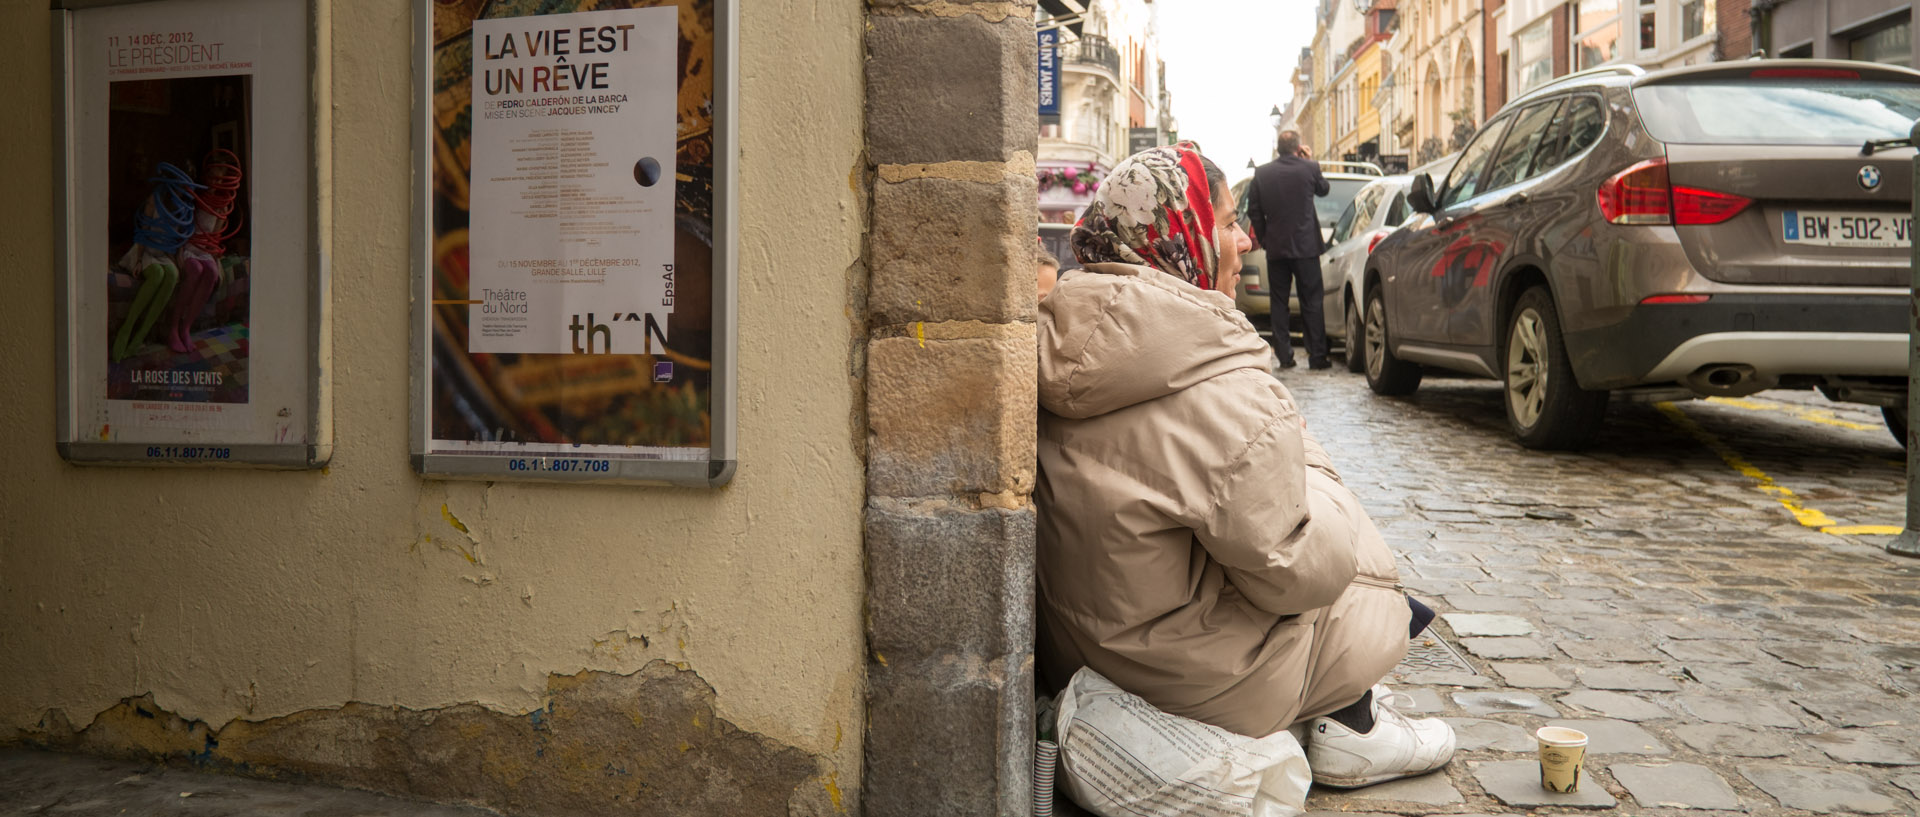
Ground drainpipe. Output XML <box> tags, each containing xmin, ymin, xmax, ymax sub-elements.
<box><xmin>1892</xmin><ymin>116</ymin><xmax>1920</xmax><ymax>558</ymax></box>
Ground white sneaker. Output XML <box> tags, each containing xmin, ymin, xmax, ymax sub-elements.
<box><xmin>1305</xmin><ymin>685</ymin><xmax>1457</xmax><ymax>789</ymax></box>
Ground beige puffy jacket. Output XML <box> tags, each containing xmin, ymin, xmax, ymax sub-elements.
<box><xmin>1037</xmin><ymin>262</ymin><xmax>1410</xmax><ymax>738</ymax></box>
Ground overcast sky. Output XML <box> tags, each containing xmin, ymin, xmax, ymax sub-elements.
<box><xmin>1158</xmin><ymin>0</ymin><xmax>1318</xmax><ymax>185</ymax></box>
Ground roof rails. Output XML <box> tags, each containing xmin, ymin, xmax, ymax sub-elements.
<box><xmin>1509</xmin><ymin>63</ymin><xmax>1647</xmax><ymax>107</ymax></box>
<box><xmin>1320</xmin><ymin>161</ymin><xmax>1384</xmax><ymax>176</ymax></box>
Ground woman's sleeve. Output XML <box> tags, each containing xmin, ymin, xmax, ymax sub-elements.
<box><xmin>1193</xmin><ymin>396</ymin><xmax>1360</xmax><ymax>617</ymax></box>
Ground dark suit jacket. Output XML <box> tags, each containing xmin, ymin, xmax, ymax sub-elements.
<box><xmin>1246</xmin><ymin>156</ymin><xmax>1330</xmax><ymax>259</ymax></box>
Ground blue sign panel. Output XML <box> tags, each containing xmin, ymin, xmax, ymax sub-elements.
<box><xmin>1038</xmin><ymin>29</ymin><xmax>1059</xmax><ymax>117</ymax></box>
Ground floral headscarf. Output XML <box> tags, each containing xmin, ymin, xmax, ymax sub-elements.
<box><xmin>1070</xmin><ymin>143</ymin><xmax>1219</xmax><ymax>290</ymax></box>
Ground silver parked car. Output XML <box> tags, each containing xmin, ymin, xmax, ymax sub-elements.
<box><xmin>1322</xmin><ymin>155</ymin><xmax>1458</xmax><ymax>372</ymax></box>
<box><xmin>1363</xmin><ymin>60</ymin><xmax>1920</xmax><ymax>449</ymax></box>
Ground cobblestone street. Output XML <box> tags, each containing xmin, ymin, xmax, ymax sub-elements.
<box><xmin>1283</xmin><ymin>356</ymin><xmax>1920</xmax><ymax>815</ymax></box>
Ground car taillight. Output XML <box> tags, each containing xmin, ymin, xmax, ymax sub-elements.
<box><xmin>1750</xmin><ymin>67</ymin><xmax>1859</xmax><ymax>79</ymax></box>
<box><xmin>1598</xmin><ymin>157</ymin><xmax>1753</xmax><ymax>226</ymax></box>
<box><xmin>1598</xmin><ymin>158</ymin><xmax>1672</xmax><ymax>225</ymax></box>
<box><xmin>1366</xmin><ymin>229</ymin><xmax>1391</xmax><ymax>254</ymax></box>
<box><xmin>1673</xmin><ymin>185</ymin><xmax>1753</xmax><ymax>225</ymax></box>
<box><xmin>1640</xmin><ymin>294</ymin><xmax>1711</xmax><ymax>304</ymax></box>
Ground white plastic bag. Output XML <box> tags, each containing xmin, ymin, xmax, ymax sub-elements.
<box><xmin>1055</xmin><ymin>668</ymin><xmax>1310</xmax><ymax>817</ymax></box>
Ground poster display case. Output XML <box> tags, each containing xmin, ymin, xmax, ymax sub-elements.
<box><xmin>412</xmin><ymin>0</ymin><xmax>737</xmax><ymax>486</ymax></box>
<box><xmin>54</xmin><ymin>0</ymin><xmax>331</xmax><ymax>468</ymax></box>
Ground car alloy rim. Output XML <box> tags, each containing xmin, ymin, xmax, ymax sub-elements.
<box><xmin>1365</xmin><ymin>298</ymin><xmax>1387</xmax><ymax>380</ymax></box>
<box><xmin>1507</xmin><ymin>309</ymin><xmax>1546</xmax><ymax>428</ymax></box>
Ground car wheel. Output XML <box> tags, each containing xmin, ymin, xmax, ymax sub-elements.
<box><xmin>1505</xmin><ymin>287</ymin><xmax>1607</xmax><ymax>450</ymax></box>
<box><xmin>1345</xmin><ymin>292</ymin><xmax>1365</xmax><ymax>373</ymax></box>
<box><xmin>1884</xmin><ymin>406</ymin><xmax>1908</xmax><ymax>449</ymax></box>
<box><xmin>1363</xmin><ymin>287</ymin><xmax>1421</xmax><ymax>395</ymax></box>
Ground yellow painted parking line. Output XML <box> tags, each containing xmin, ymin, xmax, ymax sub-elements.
<box><xmin>1656</xmin><ymin>402</ymin><xmax>1897</xmax><ymax>536</ymax></box>
<box><xmin>1702</xmin><ymin>396</ymin><xmax>1882</xmax><ymax>432</ymax></box>
<box><xmin>1824</xmin><ymin>524</ymin><xmax>1906</xmax><ymax>535</ymax></box>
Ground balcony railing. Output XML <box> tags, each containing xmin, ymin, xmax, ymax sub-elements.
<box><xmin>1063</xmin><ymin>34</ymin><xmax>1121</xmax><ymax>77</ymax></box>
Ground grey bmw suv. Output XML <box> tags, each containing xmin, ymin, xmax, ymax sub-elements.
<box><xmin>1362</xmin><ymin>60</ymin><xmax>1920</xmax><ymax>449</ymax></box>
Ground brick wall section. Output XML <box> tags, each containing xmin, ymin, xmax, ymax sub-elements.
<box><xmin>1718</xmin><ymin>0</ymin><xmax>1753</xmax><ymax>59</ymax></box>
<box><xmin>1552</xmin><ymin>5</ymin><xmax>1570</xmax><ymax>77</ymax></box>
<box><xmin>863</xmin><ymin>2</ymin><xmax>1040</xmax><ymax>815</ymax></box>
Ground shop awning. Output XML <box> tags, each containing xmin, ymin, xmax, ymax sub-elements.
<box><xmin>1038</xmin><ymin>0</ymin><xmax>1087</xmax><ymax>35</ymax></box>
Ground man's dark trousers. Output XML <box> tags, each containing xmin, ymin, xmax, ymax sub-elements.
<box><xmin>1268</xmin><ymin>256</ymin><xmax>1328</xmax><ymax>367</ymax></box>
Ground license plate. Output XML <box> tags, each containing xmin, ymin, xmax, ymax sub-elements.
<box><xmin>1781</xmin><ymin>210</ymin><xmax>1913</xmax><ymax>248</ymax></box>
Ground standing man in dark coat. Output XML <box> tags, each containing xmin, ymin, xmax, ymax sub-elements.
<box><xmin>1247</xmin><ymin>130</ymin><xmax>1331</xmax><ymax>369</ymax></box>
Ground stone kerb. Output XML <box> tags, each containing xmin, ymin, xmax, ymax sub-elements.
<box><xmin>862</xmin><ymin>2</ymin><xmax>1039</xmax><ymax>815</ymax></box>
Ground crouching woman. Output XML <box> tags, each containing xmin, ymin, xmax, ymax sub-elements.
<box><xmin>1035</xmin><ymin>143</ymin><xmax>1455</xmax><ymax>789</ymax></box>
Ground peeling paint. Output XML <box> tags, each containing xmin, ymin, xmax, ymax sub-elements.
<box><xmin>438</xmin><ymin>538</ymin><xmax>479</xmax><ymax>565</ymax></box>
<box><xmin>824</xmin><ymin>770</ymin><xmax>844</xmax><ymax>811</ymax></box>
<box><xmin>440</xmin><ymin>503</ymin><xmax>471</xmax><ymax>535</ymax></box>
<box><xmin>20</xmin><ymin>663</ymin><xmax>835</xmax><ymax>817</ymax></box>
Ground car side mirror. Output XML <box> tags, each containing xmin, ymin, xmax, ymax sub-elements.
<box><xmin>1408</xmin><ymin>174</ymin><xmax>1437</xmax><ymax>214</ymax></box>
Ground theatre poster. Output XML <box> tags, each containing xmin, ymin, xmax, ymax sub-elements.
<box><xmin>413</xmin><ymin>0</ymin><xmax>737</xmax><ymax>487</ymax></box>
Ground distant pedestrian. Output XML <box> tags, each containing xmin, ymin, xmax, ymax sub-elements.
<box><xmin>1247</xmin><ymin>130</ymin><xmax>1332</xmax><ymax>369</ymax></box>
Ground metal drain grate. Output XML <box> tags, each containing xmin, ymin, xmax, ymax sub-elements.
<box><xmin>1395</xmin><ymin>632</ymin><xmax>1477</xmax><ymax>675</ymax></box>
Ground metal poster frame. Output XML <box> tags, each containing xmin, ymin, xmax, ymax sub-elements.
<box><xmin>410</xmin><ymin>0</ymin><xmax>738</xmax><ymax>487</ymax></box>
<box><xmin>53</xmin><ymin>0</ymin><xmax>332</xmax><ymax>468</ymax></box>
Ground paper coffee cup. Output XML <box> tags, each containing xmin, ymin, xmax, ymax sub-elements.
<box><xmin>1536</xmin><ymin>726</ymin><xmax>1589</xmax><ymax>793</ymax></box>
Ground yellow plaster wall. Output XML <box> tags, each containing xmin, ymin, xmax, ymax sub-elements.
<box><xmin>1354</xmin><ymin>44</ymin><xmax>1381</xmax><ymax>147</ymax></box>
<box><xmin>0</xmin><ymin>0</ymin><xmax>868</xmax><ymax>785</ymax></box>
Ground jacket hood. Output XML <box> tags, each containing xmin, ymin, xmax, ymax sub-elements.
<box><xmin>1038</xmin><ymin>262</ymin><xmax>1272</xmax><ymax>419</ymax></box>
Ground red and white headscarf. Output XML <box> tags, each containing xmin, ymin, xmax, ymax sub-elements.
<box><xmin>1069</xmin><ymin>143</ymin><xmax>1219</xmax><ymax>290</ymax></box>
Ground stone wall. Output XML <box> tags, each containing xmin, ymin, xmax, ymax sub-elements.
<box><xmin>861</xmin><ymin>2</ymin><xmax>1041</xmax><ymax>815</ymax></box>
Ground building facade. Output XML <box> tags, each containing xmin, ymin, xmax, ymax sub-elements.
<box><xmin>3</xmin><ymin>2</ymin><xmax>1044</xmax><ymax>815</ymax></box>
<box><xmin>1391</xmin><ymin>0</ymin><xmax>1484</xmax><ymax>163</ymax></box>
<box><xmin>1037</xmin><ymin>0</ymin><xmax>1172</xmax><ymax>224</ymax></box>
<box><xmin>1278</xmin><ymin>0</ymin><xmax>1905</xmax><ymax>191</ymax></box>
<box><xmin>1493</xmin><ymin>0</ymin><xmax>1722</xmax><ymax>105</ymax></box>
<box><xmin>1760</xmin><ymin>0</ymin><xmax>1917</xmax><ymax>65</ymax></box>
<box><xmin>1275</xmin><ymin>47</ymin><xmax>1318</xmax><ymax>159</ymax></box>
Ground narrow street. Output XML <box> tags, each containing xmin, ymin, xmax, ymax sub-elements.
<box><xmin>1279</xmin><ymin>359</ymin><xmax>1920</xmax><ymax>813</ymax></box>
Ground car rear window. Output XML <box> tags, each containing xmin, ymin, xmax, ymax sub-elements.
<box><xmin>1634</xmin><ymin>79</ymin><xmax>1920</xmax><ymax>145</ymax></box>
<box><xmin>1317</xmin><ymin>178</ymin><xmax>1370</xmax><ymax>227</ymax></box>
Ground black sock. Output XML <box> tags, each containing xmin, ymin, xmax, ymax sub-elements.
<box><xmin>1408</xmin><ymin>595</ymin><xmax>1436</xmax><ymax>639</ymax></box>
<box><xmin>1327</xmin><ymin>690</ymin><xmax>1375</xmax><ymax>733</ymax></box>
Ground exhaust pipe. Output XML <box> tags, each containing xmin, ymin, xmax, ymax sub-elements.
<box><xmin>1684</xmin><ymin>364</ymin><xmax>1775</xmax><ymax>398</ymax></box>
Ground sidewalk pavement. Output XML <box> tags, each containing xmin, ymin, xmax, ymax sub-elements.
<box><xmin>0</xmin><ymin>748</ymin><xmax>501</xmax><ymax>817</ymax></box>
<box><xmin>1289</xmin><ymin>364</ymin><xmax>1920</xmax><ymax>814</ymax></box>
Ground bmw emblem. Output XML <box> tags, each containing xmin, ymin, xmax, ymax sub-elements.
<box><xmin>1859</xmin><ymin>165</ymin><xmax>1883</xmax><ymax>190</ymax></box>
